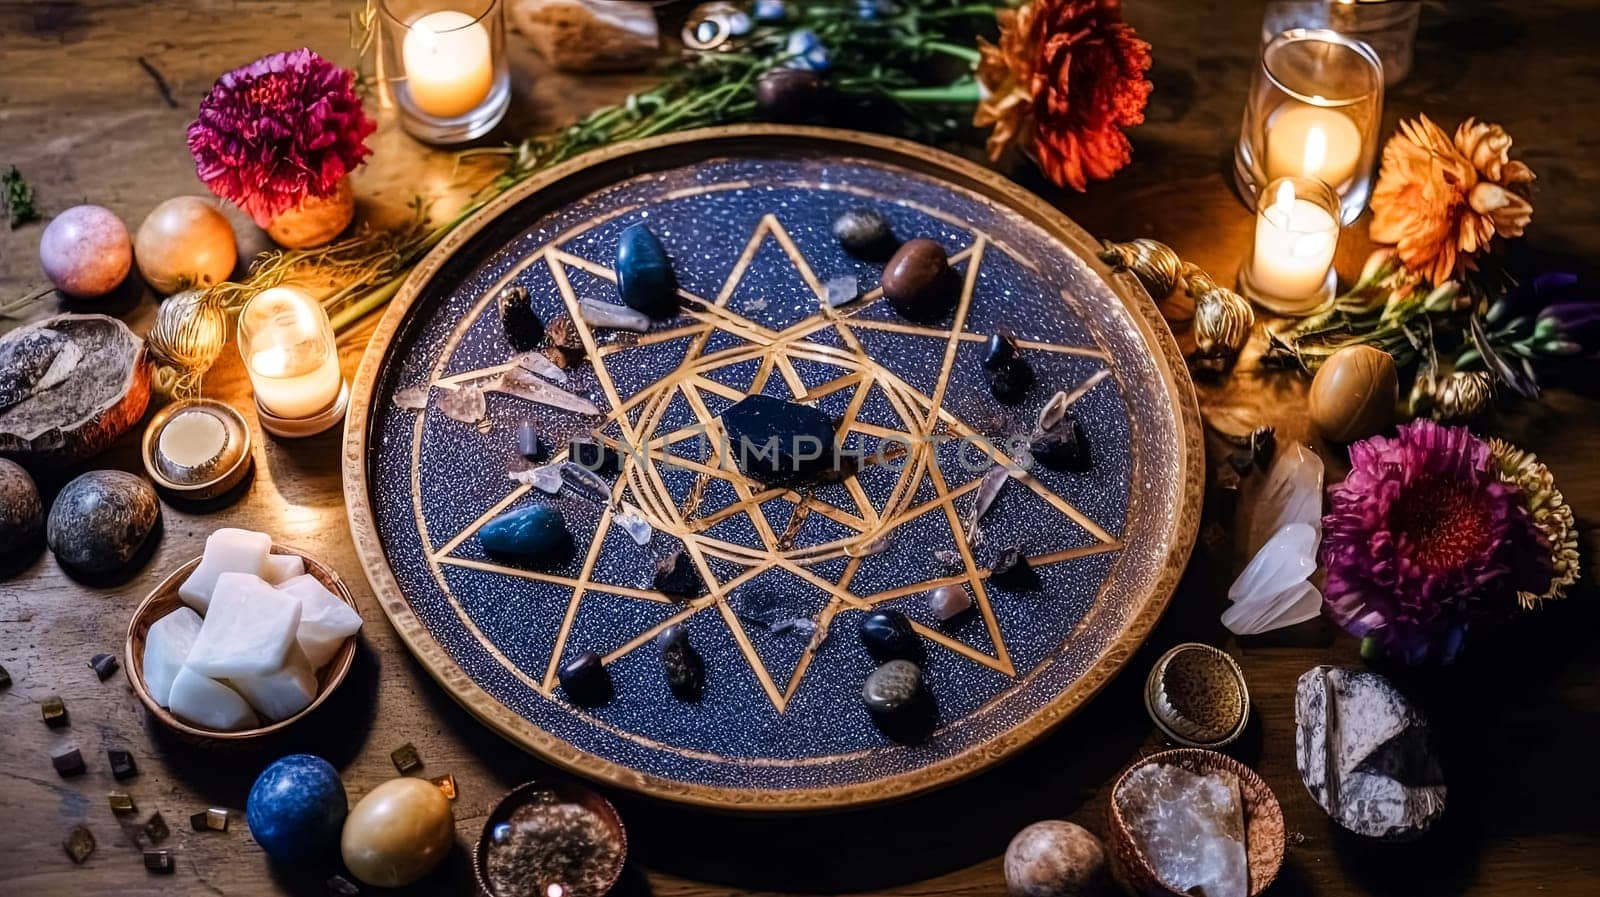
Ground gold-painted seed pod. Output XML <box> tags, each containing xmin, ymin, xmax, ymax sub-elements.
<box><xmin>1430</xmin><ymin>370</ymin><xmax>1494</xmax><ymax>422</ymax></box>
<box><xmin>1100</xmin><ymin>238</ymin><xmax>1253</xmax><ymax>367</ymax></box>
<box><xmin>1099</xmin><ymin>238</ymin><xmax>1184</xmax><ymax>300</ymax></box>
<box><xmin>146</xmin><ymin>288</ymin><xmax>228</xmax><ymax>398</ymax></box>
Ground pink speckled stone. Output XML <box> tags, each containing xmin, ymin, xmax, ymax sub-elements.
<box><xmin>1005</xmin><ymin>820</ymin><xmax>1110</xmax><ymax>897</ymax></box>
<box><xmin>39</xmin><ymin>205</ymin><xmax>132</xmax><ymax>298</ymax></box>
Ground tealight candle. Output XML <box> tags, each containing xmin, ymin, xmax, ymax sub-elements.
<box><xmin>402</xmin><ymin>10</ymin><xmax>494</xmax><ymax>119</ymax></box>
<box><xmin>1265</xmin><ymin>104</ymin><xmax>1362</xmax><ymax>188</ymax></box>
<box><xmin>1241</xmin><ymin>177</ymin><xmax>1340</xmax><ymax>314</ymax></box>
<box><xmin>237</xmin><ymin>287</ymin><xmax>348</xmax><ymax>437</ymax></box>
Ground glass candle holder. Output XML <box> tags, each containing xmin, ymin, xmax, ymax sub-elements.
<box><xmin>1238</xmin><ymin>176</ymin><xmax>1341</xmax><ymax>316</ymax></box>
<box><xmin>1262</xmin><ymin>1</ymin><xmax>1422</xmax><ymax>87</ymax></box>
<box><xmin>380</xmin><ymin>0</ymin><xmax>510</xmax><ymax>144</ymax></box>
<box><xmin>238</xmin><ymin>287</ymin><xmax>350</xmax><ymax>438</ymax></box>
<box><xmin>1234</xmin><ymin>28</ymin><xmax>1383</xmax><ymax>225</ymax></box>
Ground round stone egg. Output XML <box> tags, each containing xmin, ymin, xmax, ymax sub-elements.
<box><xmin>39</xmin><ymin>204</ymin><xmax>132</xmax><ymax>298</ymax></box>
<box><xmin>0</xmin><ymin>459</ymin><xmax>43</xmax><ymax>558</ymax></box>
<box><xmin>247</xmin><ymin>754</ymin><xmax>348</xmax><ymax>863</ymax></box>
<box><xmin>1308</xmin><ymin>345</ymin><xmax>1398</xmax><ymax>443</ymax></box>
<box><xmin>45</xmin><ymin>470</ymin><xmax>161</xmax><ymax>575</ymax></box>
<box><xmin>341</xmin><ymin>777</ymin><xmax>455</xmax><ymax>887</ymax></box>
<box><xmin>1004</xmin><ymin>820</ymin><xmax>1109</xmax><ymax>897</ymax></box>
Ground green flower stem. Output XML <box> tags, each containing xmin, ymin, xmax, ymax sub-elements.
<box><xmin>917</xmin><ymin>40</ymin><xmax>982</xmax><ymax>64</ymax></box>
<box><xmin>886</xmin><ymin>80</ymin><xmax>981</xmax><ymax>104</ymax></box>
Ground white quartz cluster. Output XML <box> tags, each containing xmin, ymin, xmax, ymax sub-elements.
<box><xmin>142</xmin><ymin>528</ymin><xmax>363</xmax><ymax>730</ymax></box>
<box><xmin>1117</xmin><ymin>762</ymin><xmax>1250</xmax><ymax>897</ymax></box>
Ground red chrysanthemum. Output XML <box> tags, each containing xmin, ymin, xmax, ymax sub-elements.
<box><xmin>1320</xmin><ymin>420</ymin><xmax>1551</xmax><ymax>665</ymax></box>
<box><xmin>975</xmin><ymin>0</ymin><xmax>1152</xmax><ymax>191</ymax></box>
<box><xmin>187</xmin><ymin>49</ymin><xmax>375</xmax><ymax>227</ymax></box>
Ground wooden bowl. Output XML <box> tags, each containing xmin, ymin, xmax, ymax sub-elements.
<box><xmin>123</xmin><ymin>545</ymin><xmax>358</xmax><ymax>745</ymax></box>
<box><xmin>1107</xmin><ymin>748</ymin><xmax>1285</xmax><ymax>897</ymax></box>
<box><xmin>472</xmin><ymin>779</ymin><xmax>628</xmax><ymax>897</ymax></box>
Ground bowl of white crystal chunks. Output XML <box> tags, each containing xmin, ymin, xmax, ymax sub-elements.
<box><xmin>124</xmin><ymin>528</ymin><xmax>364</xmax><ymax>742</ymax></box>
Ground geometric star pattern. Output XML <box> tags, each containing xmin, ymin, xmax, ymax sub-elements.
<box><xmin>431</xmin><ymin>214</ymin><xmax>1122</xmax><ymax>712</ymax></box>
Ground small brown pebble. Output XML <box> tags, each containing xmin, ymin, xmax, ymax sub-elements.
<box><xmin>430</xmin><ymin>774</ymin><xmax>457</xmax><ymax>800</ymax></box>
<box><xmin>143</xmin><ymin>812</ymin><xmax>170</xmax><ymax>844</ymax></box>
<box><xmin>109</xmin><ymin>791</ymin><xmax>137</xmax><ymax>814</ymax></box>
<box><xmin>391</xmin><ymin>742</ymin><xmax>423</xmax><ymax>775</ymax></box>
<box><xmin>143</xmin><ymin>848</ymin><xmax>174</xmax><ymax>874</ymax></box>
<box><xmin>108</xmin><ymin>748</ymin><xmax>138</xmax><ymax>780</ymax></box>
<box><xmin>881</xmin><ymin>238</ymin><xmax>957</xmax><ymax>322</ymax></box>
<box><xmin>53</xmin><ymin>747</ymin><xmax>86</xmax><ymax>777</ymax></box>
<box><xmin>63</xmin><ymin>825</ymin><xmax>95</xmax><ymax>864</ymax></box>
<box><xmin>88</xmin><ymin>652</ymin><xmax>119</xmax><ymax>681</ymax></box>
<box><xmin>754</xmin><ymin>67</ymin><xmax>824</xmax><ymax>122</ymax></box>
<box><xmin>41</xmin><ymin>695</ymin><xmax>68</xmax><ymax>727</ymax></box>
<box><xmin>1004</xmin><ymin>819</ymin><xmax>1108</xmax><ymax>897</ymax></box>
<box><xmin>927</xmin><ymin>584</ymin><xmax>973</xmax><ymax>621</ymax></box>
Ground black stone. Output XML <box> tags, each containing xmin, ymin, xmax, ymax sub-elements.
<box><xmin>0</xmin><ymin>459</ymin><xmax>42</xmax><ymax>559</ymax></box>
<box><xmin>719</xmin><ymin>394</ymin><xmax>838</xmax><ymax>484</ymax></box>
<box><xmin>46</xmin><ymin>470</ymin><xmax>161</xmax><ymax>577</ymax></box>
<box><xmin>515</xmin><ymin>421</ymin><xmax>547</xmax><ymax>462</ymax></box>
<box><xmin>143</xmin><ymin>849</ymin><xmax>175</xmax><ymax>874</ymax></box>
<box><xmin>653</xmin><ymin>550</ymin><xmax>705</xmax><ymax>599</ymax></box>
<box><xmin>881</xmin><ymin>239</ymin><xmax>957</xmax><ymax>322</ymax></box>
<box><xmin>862</xmin><ymin>659</ymin><xmax>924</xmax><ymax>714</ymax></box>
<box><xmin>656</xmin><ymin>623</ymin><xmax>704</xmax><ymax>701</ymax></box>
<box><xmin>987</xmin><ymin>358</ymin><xmax>1034</xmax><ymax>405</ymax></box>
<box><xmin>88</xmin><ymin>652</ymin><xmax>119</xmax><ymax>681</ymax></box>
<box><xmin>557</xmin><ymin>651</ymin><xmax>612</xmax><ymax>706</ymax></box>
<box><xmin>497</xmin><ymin>285</ymin><xmax>545</xmax><ymax>352</ymax></box>
<box><xmin>983</xmin><ymin>330</ymin><xmax>1020</xmax><ymax>371</ymax></box>
<box><xmin>1030</xmin><ymin>417</ymin><xmax>1092</xmax><ymax>472</ymax></box>
<box><xmin>108</xmin><ymin>748</ymin><xmax>138</xmax><ymax>781</ymax></box>
<box><xmin>616</xmin><ymin>224</ymin><xmax>679</xmax><ymax>320</ymax></box>
<box><xmin>831</xmin><ymin>208</ymin><xmax>895</xmax><ymax>259</ymax></box>
<box><xmin>989</xmin><ymin>547</ymin><xmax>1041</xmax><ymax>590</ymax></box>
<box><xmin>0</xmin><ymin>663</ymin><xmax>9</xmax><ymax>688</ymax></box>
<box><xmin>755</xmin><ymin>68</ymin><xmax>825</xmax><ymax>122</ymax></box>
<box><xmin>53</xmin><ymin>747</ymin><xmax>86</xmax><ymax>777</ymax></box>
<box><xmin>568</xmin><ymin>434</ymin><xmax>621</xmax><ymax>476</ymax></box>
<box><xmin>859</xmin><ymin>610</ymin><xmax>922</xmax><ymax>663</ymax></box>
<box><xmin>142</xmin><ymin>812</ymin><xmax>169</xmax><ymax>844</ymax></box>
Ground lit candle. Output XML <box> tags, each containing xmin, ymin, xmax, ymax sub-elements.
<box><xmin>1265</xmin><ymin>104</ymin><xmax>1363</xmax><ymax>188</ymax></box>
<box><xmin>402</xmin><ymin>10</ymin><xmax>494</xmax><ymax>119</ymax></box>
<box><xmin>238</xmin><ymin>287</ymin><xmax>343</xmax><ymax>421</ymax></box>
<box><xmin>1250</xmin><ymin>179</ymin><xmax>1338</xmax><ymax>307</ymax></box>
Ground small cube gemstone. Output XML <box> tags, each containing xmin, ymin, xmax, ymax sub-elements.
<box><xmin>143</xmin><ymin>849</ymin><xmax>175</xmax><ymax>873</ymax></box>
<box><xmin>88</xmin><ymin>653</ymin><xmax>120</xmax><ymax>681</ymax></box>
<box><xmin>63</xmin><ymin>826</ymin><xmax>95</xmax><ymax>864</ymax></box>
<box><xmin>109</xmin><ymin>791</ymin><xmax>137</xmax><ymax>814</ymax></box>
<box><xmin>108</xmin><ymin>749</ymin><xmax>138</xmax><ymax>781</ymax></box>
<box><xmin>41</xmin><ymin>695</ymin><xmax>68</xmax><ymax>727</ymax></box>
<box><xmin>430</xmin><ymin>774</ymin><xmax>457</xmax><ymax>800</ymax></box>
<box><xmin>52</xmin><ymin>747</ymin><xmax>86</xmax><ymax>777</ymax></box>
<box><xmin>143</xmin><ymin>812</ymin><xmax>170</xmax><ymax>844</ymax></box>
<box><xmin>391</xmin><ymin>742</ymin><xmax>422</xmax><ymax>775</ymax></box>
<box><xmin>191</xmin><ymin>808</ymin><xmax>229</xmax><ymax>832</ymax></box>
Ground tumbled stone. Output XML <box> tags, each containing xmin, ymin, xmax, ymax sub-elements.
<box><xmin>515</xmin><ymin>421</ymin><xmax>547</xmax><ymax>461</ymax></box>
<box><xmin>881</xmin><ymin>239</ymin><xmax>956</xmax><ymax>322</ymax></box>
<box><xmin>990</xmin><ymin>547</ymin><xmax>1041</xmax><ymax>590</ymax></box>
<box><xmin>616</xmin><ymin>224</ymin><xmax>678</xmax><ymax>319</ymax></box>
<box><xmin>859</xmin><ymin>609</ymin><xmax>921</xmax><ymax>663</ymax></box>
<box><xmin>862</xmin><ymin>659</ymin><xmax>923</xmax><ymax>714</ymax></box>
<box><xmin>88</xmin><ymin>652</ymin><xmax>119</xmax><ymax>681</ymax></box>
<box><xmin>988</xmin><ymin>358</ymin><xmax>1035</xmax><ymax>405</ymax></box>
<box><xmin>927</xmin><ymin>584</ymin><xmax>972</xmax><ymax>621</ymax></box>
<box><xmin>755</xmin><ymin>67</ymin><xmax>824</xmax><ymax>121</ymax></box>
<box><xmin>984</xmin><ymin>330</ymin><xmax>1020</xmax><ymax>370</ymax></box>
<box><xmin>653</xmin><ymin>549</ymin><xmax>705</xmax><ymax>598</ymax></box>
<box><xmin>480</xmin><ymin>505</ymin><xmax>572</xmax><ymax>566</ymax></box>
<box><xmin>824</xmin><ymin>274</ymin><xmax>859</xmax><ymax>308</ymax></box>
<box><xmin>0</xmin><ymin>458</ymin><xmax>42</xmax><ymax>559</ymax></box>
<box><xmin>1116</xmin><ymin>763</ymin><xmax>1249</xmax><ymax>897</ymax></box>
<box><xmin>657</xmin><ymin>623</ymin><xmax>704</xmax><ymax>700</ymax></box>
<box><xmin>1295</xmin><ymin>666</ymin><xmax>1445</xmax><ymax>841</ymax></box>
<box><xmin>46</xmin><ymin>470</ymin><xmax>161</xmax><ymax>576</ymax></box>
<box><xmin>63</xmin><ymin>825</ymin><xmax>95</xmax><ymax>864</ymax></box>
<box><xmin>832</xmin><ymin>208</ymin><xmax>894</xmax><ymax>258</ymax></box>
<box><xmin>497</xmin><ymin>285</ymin><xmax>545</xmax><ymax>351</ymax></box>
<box><xmin>1004</xmin><ymin>820</ymin><xmax>1109</xmax><ymax>897</ymax></box>
<box><xmin>719</xmin><ymin>394</ymin><xmax>837</xmax><ymax>484</ymax></box>
<box><xmin>1030</xmin><ymin>418</ymin><xmax>1091</xmax><ymax>472</ymax></box>
<box><xmin>557</xmin><ymin>651</ymin><xmax>611</xmax><ymax>706</ymax></box>
<box><xmin>578</xmin><ymin>297</ymin><xmax>651</xmax><ymax>333</ymax></box>
<box><xmin>143</xmin><ymin>812</ymin><xmax>170</xmax><ymax>844</ymax></box>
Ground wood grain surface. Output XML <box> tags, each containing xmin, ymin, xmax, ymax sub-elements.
<box><xmin>2</xmin><ymin>1</ymin><xmax>1597</xmax><ymax>895</ymax></box>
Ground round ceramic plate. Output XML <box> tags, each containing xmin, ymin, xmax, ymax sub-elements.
<box><xmin>345</xmin><ymin>126</ymin><xmax>1202</xmax><ymax>811</ymax></box>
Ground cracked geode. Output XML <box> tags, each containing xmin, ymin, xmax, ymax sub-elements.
<box><xmin>1295</xmin><ymin>666</ymin><xmax>1446</xmax><ymax>841</ymax></box>
<box><xmin>1116</xmin><ymin>763</ymin><xmax>1249</xmax><ymax>897</ymax></box>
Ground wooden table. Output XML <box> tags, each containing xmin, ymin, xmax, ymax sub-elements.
<box><xmin>3</xmin><ymin>2</ymin><xmax>1597</xmax><ymax>895</ymax></box>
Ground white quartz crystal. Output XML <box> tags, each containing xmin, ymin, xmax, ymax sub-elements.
<box><xmin>262</xmin><ymin>553</ymin><xmax>305</xmax><ymax>584</ymax></box>
<box><xmin>142</xmin><ymin>607</ymin><xmax>203</xmax><ymax>707</ymax></box>
<box><xmin>168</xmin><ymin>666</ymin><xmax>260</xmax><ymax>731</ymax></box>
<box><xmin>1118</xmin><ymin>763</ymin><xmax>1250</xmax><ymax>897</ymax></box>
<box><xmin>1227</xmin><ymin>522</ymin><xmax>1316</xmax><ymax>604</ymax></box>
<box><xmin>1248</xmin><ymin>442</ymin><xmax>1324</xmax><ymax>555</ymax></box>
<box><xmin>186</xmin><ymin>573</ymin><xmax>301</xmax><ymax>678</ymax></box>
<box><xmin>1224</xmin><ymin>579</ymin><xmax>1323</xmax><ymax>636</ymax></box>
<box><xmin>179</xmin><ymin>528</ymin><xmax>273</xmax><ymax>613</ymax></box>
<box><xmin>279</xmin><ymin>574</ymin><xmax>363</xmax><ymax>669</ymax></box>
<box><xmin>229</xmin><ymin>643</ymin><xmax>318</xmax><ymax>721</ymax></box>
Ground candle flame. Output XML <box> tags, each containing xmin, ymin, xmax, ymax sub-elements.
<box><xmin>1304</xmin><ymin>126</ymin><xmax>1328</xmax><ymax>176</ymax></box>
<box><xmin>545</xmin><ymin>885</ymin><xmax>566</xmax><ymax>897</ymax></box>
<box><xmin>1273</xmin><ymin>180</ymin><xmax>1297</xmax><ymax>219</ymax></box>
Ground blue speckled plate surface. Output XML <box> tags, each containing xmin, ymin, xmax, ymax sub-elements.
<box><xmin>344</xmin><ymin>127</ymin><xmax>1202</xmax><ymax>811</ymax></box>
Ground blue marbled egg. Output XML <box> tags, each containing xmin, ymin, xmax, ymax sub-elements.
<box><xmin>615</xmin><ymin>224</ymin><xmax>677</xmax><ymax>319</ymax></box>
<box><xmin>480</xmin><ymin>504</ymin><xmax>572</xmax><ymax>564</ymax></box>
<box><xmin>246</xmin><ymin>754</ymin><xmax>348</xmax><ymax>862</ymax></box>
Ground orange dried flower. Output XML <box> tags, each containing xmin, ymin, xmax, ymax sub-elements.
<box><xmin>1369</xmin><ymin>115</ymin><xmax>1535</xmax><ymax>284</ymax></box>
<box><xmin>975</xmin><ymin>0</ymin><xmax>1152</xmax><ymax>191</ymax></box>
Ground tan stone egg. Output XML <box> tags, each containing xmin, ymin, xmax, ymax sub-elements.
<box><xmin>1308</xmin><ymin>345</ymin><xmax>1398</xmax><ymax>443</ymax></box>
<box><xmin>1005</xmin><ymin>820</ymin><xmax>1110</xmax><ymax>897</ymax></box>
<box><xmin>340</xmin><ymin>777</ymin><xmax>455</xmax><ymax>887</ymax></box>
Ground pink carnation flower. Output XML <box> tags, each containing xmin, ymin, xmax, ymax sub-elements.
<box><xmin>1320</xmin><ymin>420</ymin><xmax>1550</xmax><ymax>665</ymax></box>
<box><xmin>187</xmin><ymin>49</ymin><xmax>375</xmax><ymax>227</ymax></box>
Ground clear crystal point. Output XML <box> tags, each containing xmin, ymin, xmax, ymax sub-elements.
<box><xmin>1248</xmin><ymin>442</ymin><xmax>1324</xmax><ymax>555</ymax></box>
<box><xmin>1228</xmin><ymin>521</ymin><xmax>1317</xmax><ymax>603</ymax></box>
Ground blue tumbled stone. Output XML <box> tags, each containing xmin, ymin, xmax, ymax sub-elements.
<box><xmin>616</xmin><ymin>224</ymin><xmax>678</xmax><ymax>319</ymax></box>
<box><xmin>480</xmin><ymin>504</ymin><xmax>572</xmax><ymax>565</ymax></box>
<box><xmin>246</xmin><ymin>754</ymin><xmax>347</xmax><ymax>863</ymax></box>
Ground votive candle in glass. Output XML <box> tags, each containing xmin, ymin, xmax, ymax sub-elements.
<box><xmin>1234</xmin><ymin>28</ymin><xmax>1383</xmax><ymax>224</ymax></box>
<box><xmin>1261</xmin><ymin>0</ymin><xmax>1423</xmax><ymax>87</ymax></box>
<box><xmin>237</xmin><ymin>286</ymin><xmax>349</xmax><ymax>437</ymax></box>
<box><xmin>380</xmin><ymin>0</ymin><xmax>509</xmax><ymax>144</ymax></box>
<box><xmin>1239</xmin><ymin>177</ymin><xmax>1340</xmax><ymax>315</ymax></box>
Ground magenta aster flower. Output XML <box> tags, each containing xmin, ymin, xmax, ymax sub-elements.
<box><xmin>1320</xmin><ymin>420</ymin><xmax>1550</xmax><ymax>665</ymax></box>
<box><xmin>187</xmin><ymin>49</ymin><xmax>375</xmax><ymax>227</ymax></box>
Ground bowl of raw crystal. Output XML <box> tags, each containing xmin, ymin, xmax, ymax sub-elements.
<box><xmin>473</xmin><ymin>779</ymin><xmax>627</xmax><ymax>897</ymax></box>
<box><xmin>124</xmin><ymin>527</ymin><xmax>363</xmax><ymax>743</ymax></box>
<box><xmin>1107</xmin><ymin>749</ymin><xmax>1283</xmax><ymax>897</ymax></box>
